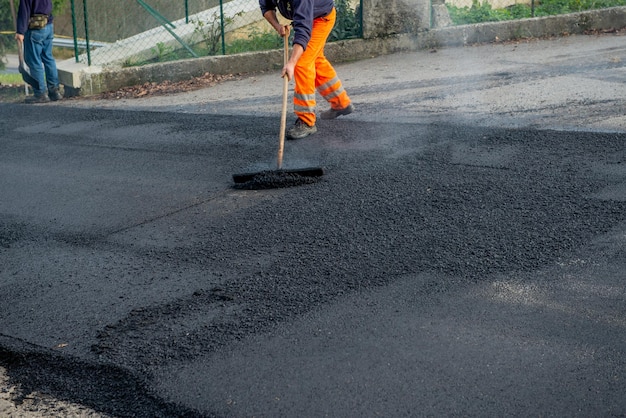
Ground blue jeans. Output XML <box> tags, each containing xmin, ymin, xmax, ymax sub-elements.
<box><xmin>24</xmin><ymin>23</ymin><xmax>59</xmax><ymax>96</ymax></box>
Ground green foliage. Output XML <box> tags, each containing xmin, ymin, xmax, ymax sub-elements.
<box><xmin>330</xmin><ymin>0</ymin><xmax>361</xmax><ymax>41</ymax></box>
<box><xmin>227</xmin><ymin>28</ymin><xmax>282</xmax><ymax>54</ymax></box>
<box><xmin>447</xmin><ymin>0</ymin><xmax>513</xmax><ymax>24</ymax></box>
<box><xmin>507</xmin><ymin>4</ymin><xmax>532</xmax><ymax>19</ymax></box>
<box><xmin>53</xmin><ymin>0</ymin><xmax>69</xmax><ymax>15</ymax></box>
<box><xmin>0</xmin><ymin>0</ymin><xmax>15</xmax><ymax>70</ymax></box>
<box><xmin>1</xmin><ymin>0</ymin><xmax>15</xmax><ymax>32</ymax></box>
<box><xmin>151</xmin><ymin>41</ymin><xmax>173</xmax><ymax>60</ymax></box>
<box><xmin>0</xmin><ymin>72</ymin><xmax>23</xmax><ymax>84</ymax></box>
<box><xmin>192</xmin><ymin>11</ymin><xmax>243</xmax><ymax>56</ymax></box>
<box><xmin>447</xmin><ymin>0</ymin><xmax>626</xmax><ymax>24</ymax></box>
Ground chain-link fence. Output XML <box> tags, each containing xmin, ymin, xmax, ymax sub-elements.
<box><xmin>67</xmin><ymin>0</ymin><xmax>362</xmax><ymax>67</ymax></box>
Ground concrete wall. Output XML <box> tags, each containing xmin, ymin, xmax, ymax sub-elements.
<box><xmin>361</xmin><ymin>0</ymin><xmax>430</xmax><ymax>37</ymax></box>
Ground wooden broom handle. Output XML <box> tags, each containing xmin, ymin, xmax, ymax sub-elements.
<box><xmin>16</xmin><ymin>37</ymin><xmax>25</xmax><ymax>66</ymax></box>
<box><xmin>277</xmin><ymin>31</ymin><xmax>289</xmax><ymax>170</ymax></box>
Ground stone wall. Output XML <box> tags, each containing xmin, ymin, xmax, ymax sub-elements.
<box><xmin>361</xmin><ymin>0</ymin><xmax>431</xmax><ymax>38</ymax></box>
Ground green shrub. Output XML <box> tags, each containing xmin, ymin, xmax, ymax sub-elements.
<box><xmin>448</xmin><ymin>0</ymin><xmax>516</xmax><ymax>24</ymax></box>
<box><xmin>330</xmin><ymin>0</ymin><xmax>362</xmax><ymax>41</ymax></box>
<box><xmin>227</xmin><ymin>29</ymin><xmax>283</xmax><ymax>54</ymax></box>
<box><xmin>447</xmin><ymin>0</ymin><xmax>626</xmax><ymax>24</ymax></box>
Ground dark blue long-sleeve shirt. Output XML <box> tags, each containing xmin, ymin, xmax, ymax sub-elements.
<box><xmin>16</xmin><ymin>0</ymin><xmax>54</xmax><ymax>35</ymax></box>
<box><xmin>259</xmin><ymin>0</ymin><xmax>334</xmax><ymax>50</ymax></box>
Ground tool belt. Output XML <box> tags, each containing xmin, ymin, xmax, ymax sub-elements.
<box><xmin>28</xmin><ymin>14</ymin><xmax>49</xmax><ymax>30</ymax></box>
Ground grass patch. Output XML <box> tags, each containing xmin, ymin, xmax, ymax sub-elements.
<box><xmin>227</xmin><ymin>30</ymin><xmax>283</xmax><ymax>54</ymax></box>
<box><xmin>0</xmin><ymin>73</ymin><xmax>24</xmax><ymax>85</ymax></box>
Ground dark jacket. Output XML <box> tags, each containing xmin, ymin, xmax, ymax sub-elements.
<box><xmin>16</xmin><ymin>0</ymin><xmax>54</xmax><ymax>35</ymax></box>
<box><xmin>259</xmin><ymin>0</ymin><xmax>334</xmax><ymax>50</ymax></box>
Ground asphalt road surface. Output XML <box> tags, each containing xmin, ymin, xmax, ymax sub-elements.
<box><xmin>1</xmin><ymin>34</ymin><xmax>625</xmax><ymax>417</ymax></box>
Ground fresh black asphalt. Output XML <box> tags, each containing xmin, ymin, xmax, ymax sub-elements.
<box><xmin>1</xmin><ymin>90</ymin><xmax>625</xmax><ymax>416</ymax></box>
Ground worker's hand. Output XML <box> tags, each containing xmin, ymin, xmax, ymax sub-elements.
<box><xmin>15</xmin><ymin>33</ymin><xmax>24</xmax><ymax>42</ymax></box>
<box><xmin>282</xmin><ymin>43</ymin><xmax>303</xmax><ymax>81</ymax></box>
<box><xmin>278</xmin><ymin>24</ymin><xmax>290</xmax><ymax>38</ymax></box>
<box><xmin>282</xmin><ymin>62</ymin><xmax>295</xmax><ymax>81</ymax></box>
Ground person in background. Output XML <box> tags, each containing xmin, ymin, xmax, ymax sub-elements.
<box><xmin>260</xmin><ymin>0</ymin><xmax>354</xmax><ymax>139</ymax></box>
<box><xmin>15</xmin><ymin>0</ymin><xmax>63</xmax><ymax>103</ymax></box>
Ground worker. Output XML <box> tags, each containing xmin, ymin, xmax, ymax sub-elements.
<box><xmin>15</xmin><ymin>0</ymin><xmax>63</xmax><ymax>103</ymax></box>
<box><xmin>260</xmin><ymin>0</ymin><xmax>354</xmax><ymax>139</ymax></box>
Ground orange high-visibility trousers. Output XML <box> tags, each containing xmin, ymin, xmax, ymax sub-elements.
<box><xmin>293</xmin><ymin>7</ymin><xmax>351</xmax><ymax>127</ymax></box>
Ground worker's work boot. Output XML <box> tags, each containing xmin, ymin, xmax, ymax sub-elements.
<box><xmin>25</xmin><ymin>94</ymin><xmax>50</xmax><ymax>104</ymax></box>
<box><xmin>320</xmin><ymin>103</ymin><xmax>354</xmax><ymax>120</ymax></box>
<box><xmin>48</xmin><ymin>86</ymin><xmax>63</xmax><ymax>101</ymax></box>
<box><xmin>286</xmin><ymin>118</ymin><xmax>317</xmax><ymax>140</ymax></box>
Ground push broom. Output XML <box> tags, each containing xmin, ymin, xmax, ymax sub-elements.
<box><xmin>232</xmin><ymin>31</ymin><xmax>324</xmax><ymax>186</ymax></box>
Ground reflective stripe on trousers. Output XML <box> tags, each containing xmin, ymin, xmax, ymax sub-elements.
<box><xmin>293</xmin><ymin>7</ymin><xmax>351</xmax><ymax>126</ymax></box>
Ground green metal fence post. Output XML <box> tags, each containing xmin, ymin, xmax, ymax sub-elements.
<box><xmin>83</xmin><ymin>0</ymin><xmax>91</xmax><ymax>65</ymax></box>
<box><xmin>70</xmin><ymin>0</ymin><xmax>79</xmax><ymax>62</ymax></box>
<box><xmin>185</xmin><ymin>0</ymin><xmax>189</xmax><ymax>23</ymax></box>
<box><xmin>136</xmin><ymin>0</ymin><xmax>175</xmax><ymax>28</ymax></box>
<box><xmin>359</xmin><ymin>0</ymin><xmax>363</xmax><ymax>37</ymax></box>
<box><xmin>135</xmin><ymin>0</ymin><xmax>199</xmax><ymax>58</ymax></box>
<box><xmin>219</xmin><ymin>0</ymin><xmax>226</xmax><ymax>55</ymax></box>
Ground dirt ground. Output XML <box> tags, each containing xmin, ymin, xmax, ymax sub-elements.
<box><xmin>88</xmin><ymin>72</ymin><xmax>237</xmax><ymax>100</ymax></box>
<box><xmin>0</xmin><ymin>367</ymin><xmax>109</xmax><ymax>418</ymax></box>
<box><xmin>0</xmin><ymin>71</ymin><xmax>236</xmax><ymax>104</ymax></box>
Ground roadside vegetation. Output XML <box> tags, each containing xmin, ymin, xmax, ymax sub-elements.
<box><xmin>0</xmin><ymin>73</ymin><xmax>20</xmax><ymax>84</ymax></box>
<box><xmin>447</xmin><ymin>0</ymin><xmax>626</xmax><ymax>24</ymax></box>
<box><xmin>1</xmin><ymin>0</ymin><xmax>625</xmax><ymax>78</ymax></box>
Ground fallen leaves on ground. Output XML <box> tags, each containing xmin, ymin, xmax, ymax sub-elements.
<box><xmin>96</xmin><ymin>72</ymin><xmax>238</xmax><ymax>100</ymax></box>
<box><xmin>583</xmin><ymin>27</ymin><xmax>626</xmax><ymax>36</ymax></box>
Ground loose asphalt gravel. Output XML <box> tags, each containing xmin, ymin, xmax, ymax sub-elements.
<box><xmin>1</xmin><ymin>33</ymin><xmax>625</xmax><ymax>417</ymax></box>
